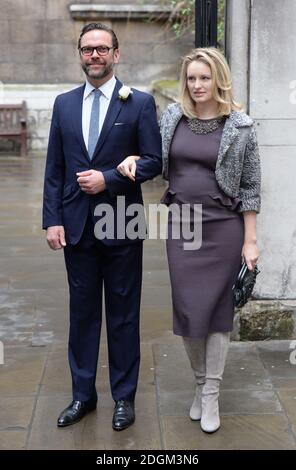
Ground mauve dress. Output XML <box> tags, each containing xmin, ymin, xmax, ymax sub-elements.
<box><xmin>163</xmin><ymin>117</ymin><xmax>244</xmax><ymax>339</ymax></box>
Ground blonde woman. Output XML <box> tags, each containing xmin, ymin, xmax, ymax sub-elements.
<box><xmin>117</xmin><ymin>48</ymin><xmax>261</xmax><ymax>433</ymax></box>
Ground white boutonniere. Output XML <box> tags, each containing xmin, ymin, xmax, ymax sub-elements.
<box><xmin>118</xmin><ymin>85</ymin><xmax>133</xmax><ymax>101</ymax></box>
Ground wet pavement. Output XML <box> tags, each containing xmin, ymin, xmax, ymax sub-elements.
<box><xmin>0</xmin><ymin>153</ymin><xmax>296</xmax><ymax>450</ymax></box>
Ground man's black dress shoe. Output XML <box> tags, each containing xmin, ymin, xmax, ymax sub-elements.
<box><xmin>112</xmin><ymin>400</ymin><xmax>135</xmax><ymax>431</ymax></box>
<box><xmin>57</xmin><ymin>400</ymin><xmax>97</xmax><ymax>428</ymax></box>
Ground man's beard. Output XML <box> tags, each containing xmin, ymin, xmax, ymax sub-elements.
<box><xmin>81</xmin><ymin>61</ymin><xmax>114</xmax><ymax>80</ymax></box>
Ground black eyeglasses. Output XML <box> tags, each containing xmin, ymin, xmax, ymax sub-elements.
<box><xmin>80</xmin><ymin>46</ymin><xmax>115</xmax><ymax>56</ymax></box>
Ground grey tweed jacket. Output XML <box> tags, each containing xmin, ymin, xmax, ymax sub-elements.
<box><xmin>160</xmin><ymin>103</ymin><xmax>261</xmax><ymax>213</ymax></box>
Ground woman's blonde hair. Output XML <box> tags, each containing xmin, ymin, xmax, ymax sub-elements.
<box><xmin>179</xmin><ymin>47</ymin><xmax>243</xmax><ymax>118</ymax></box>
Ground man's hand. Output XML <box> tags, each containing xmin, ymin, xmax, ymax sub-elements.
<box><xmin>76</xmin><ymin>170</ymin><xmax>106</xmax><ymax>194</ymax></box>
<box><xmin>46</xmin><ymin>226</ymin><xmax>66</xmax><ymax>250</ymax></box>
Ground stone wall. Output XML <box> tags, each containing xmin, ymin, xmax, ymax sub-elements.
<box><xmin>0</xmin><ymin>0</ymin><xmax>193</xmax><ymax>150</ymax></box>
<box><xmin>0</xmin><ymin>0</ymin><xmax>193</xmax><ymax>85</ymax></box>
<box><xmin>150</xmin><ymin>1</ymin><xmax>296</xmax><ymax>338</ymax></box>
<box><xmin>226</xmin><ymin>0</ymin><xmax>296</xmax><ymax>307</ymax></box>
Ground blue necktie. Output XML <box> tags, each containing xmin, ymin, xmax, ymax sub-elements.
<box><xmin>88</xmin><ymin>88</ymin><xmax>101</xmax><ymax>159</ymax></box>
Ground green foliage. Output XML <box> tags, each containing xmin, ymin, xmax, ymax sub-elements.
<box><xmin>160</xmin><ymin>0</ymin><xmax>225</xmax><ymax>48</ymax></box>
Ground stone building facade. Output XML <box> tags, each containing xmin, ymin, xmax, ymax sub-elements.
<box><xmin>0</xmin><ymin>0</ymin><xmax>193</xmax><ymax>149</ymax></box>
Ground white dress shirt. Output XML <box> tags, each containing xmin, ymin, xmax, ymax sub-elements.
<box><xmin>82</xmin><ymin>75</ymin><xmax>117</xmax><ymax>150</ymax></box>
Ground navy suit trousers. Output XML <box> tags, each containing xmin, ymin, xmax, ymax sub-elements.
<box><xmin>63</xmin><ymin>215</ymin><xmax>143</xmax><ymax>403</ymax></box>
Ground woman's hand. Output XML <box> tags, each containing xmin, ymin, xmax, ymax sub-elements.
<box><xmin>242</xmin><ymin>241</ymin><xmax>259</xmax><ymax>271</ymax></box>
<box><xmin>242</xmin><ymin>211</ymin><xmax>259</xmax><ymax>271</ymax></box>
<box><xmin>117</xmin><ymin>155</ymin><xmax>140</xmax><ymax>181</ymax></box>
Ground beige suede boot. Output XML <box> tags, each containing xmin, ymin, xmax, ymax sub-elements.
<box><xmin>183</xmin><ymin>337</ymin><xmax>206</xmax><ymax>421</ymax></box>
<box><xmin>200</xmin><ymin>332</ymin><xmax>230</xmax><ymax>433</ymax></box>
<box><xmin>201</xmin><ymin>380</ymin><xmax>220</xmax><ymax>432</ymax></box>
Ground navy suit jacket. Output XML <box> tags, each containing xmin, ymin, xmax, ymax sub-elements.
<box><xmin>43</xmin><ymin>79</ymin><xmax>162</xmax><ymax>245</ymax></box>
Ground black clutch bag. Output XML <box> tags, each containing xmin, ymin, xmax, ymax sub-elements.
<box><xmin>233</xmin><ymin>262</ymin><xmax>260</xmax><ymax>309</ymax></box>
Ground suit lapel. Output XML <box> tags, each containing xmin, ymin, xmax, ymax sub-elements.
<box><xmin>71</xmin><ymin>84</ymin><xmax>89</xmax><ymax>159</ymax></box>
<box><xmin>91</xmin><ymin>79</ymin><xmax>124</xmax><ymax>160</ymax></box>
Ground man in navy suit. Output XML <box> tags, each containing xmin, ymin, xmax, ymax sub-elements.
<box><xmin>43</xmin><ymin>23</ymin><xmax>162</xmax><ymax>430</ymax></box>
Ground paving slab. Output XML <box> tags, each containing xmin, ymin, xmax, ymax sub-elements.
<box><xmin>0</xmin><ymin>155</ymin><xmax>296</xmax><ymax>450</ymax></box>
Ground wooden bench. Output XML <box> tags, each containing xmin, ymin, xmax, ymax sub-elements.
<box><xmin>0</xmin><ymin>101</ymin><xmax>27</xmax><ymax>156</ymax></box>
